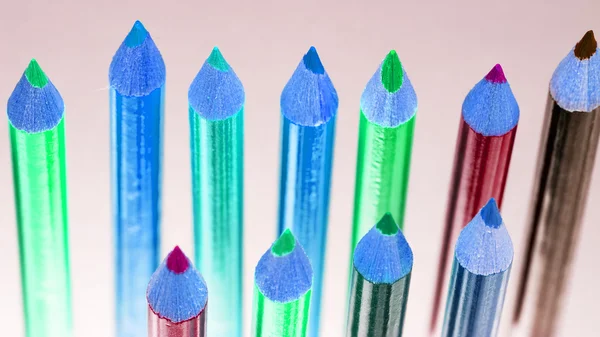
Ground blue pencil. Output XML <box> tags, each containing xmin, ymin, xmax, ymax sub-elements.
<box><xmin>147</xmin><ymin>246</ymin><xmax>208</xmax><ymax>336</ymax></box>
<box><xmin>109</xmin><ymin>20</ymin><xmax>165</xmax><ymax>337</ymax></box>
<box><xmin>441</xmin><ymin>198</ymin><xmax>513</xmax><ymax>337</ymax></box>
<box><xmin>277</xmin><ymin>46</ymin><xmax>338</xmax><ymax>337</ymax></box>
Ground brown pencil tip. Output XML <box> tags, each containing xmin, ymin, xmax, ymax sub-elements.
<box><xmin>574</xmin><ymin>30</ymin><xmax>597</xmax><ymax>60</ymax></box>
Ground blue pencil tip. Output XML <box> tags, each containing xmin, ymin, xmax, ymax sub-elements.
<box><xmin>480</xmin><ymin>198</ymin><xmax>502</xmax><ymax>228</ymax></box>
<box><xmin>455</xmin><ymin>200</ymin><xmax>513</xmax><ymax>275</ymax></box>
<box><xmin>303</xmin><ymin>46</ymin><xmax>325</xmax><ymax>74</ymax></box>
<box><xmin>125</xmin><ymin>20</ymin><xmax>149</xmax><ymax>47</ymax></box>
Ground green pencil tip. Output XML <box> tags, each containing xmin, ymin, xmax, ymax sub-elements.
<box><xmin>207</xmin><ymin>47</ymin><xmax>230</xmax><ymax>71</ymax></box>
<box><xmin>272</xmin><ymin>229</ymin><xmax>296</xmax><ymax>256</ymax></box>
<box><xmin>376</xmin><ymin>213</ymin><xmax>399</xmax><ymax>235</ymax></box>
<box><xmin>381</xmin><ymin>50</ymin><xmax>403</xmax><ymax>93</ymax></box>
<box><xmin>24</xmin><ymin>59</ymin><xmax>48</xmax><ymax>88</ymax></box>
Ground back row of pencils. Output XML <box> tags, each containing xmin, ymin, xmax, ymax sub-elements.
<box><xmin>6</xmin><ymin>19</ymin><xmax>599</xmax><ymax>337</ymax></box>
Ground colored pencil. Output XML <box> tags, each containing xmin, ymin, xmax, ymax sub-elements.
<box><xmin>109</xmin><ymin>20</ymin><xmax>165</xmax><ymax>337</ymax></box>
<box><xmin>8</xmin><ymin>59</ymin><xmax>72</xmax><ymax>337</ymax></box>
<box><xmin>252</xmin><ymin>229</ymin><xmax>313</xmax><ymax>337</ymax></box>
<box><xmin>441</xmin><ymin>198</ymin><xmax>513</xmax><ymax>337</ymax></box>
<box><xmin>430</xmin><ymin>64</ymin><xmax>519</xmax><ymax>333</ymax></box>
<box><xmin>511</xmin><ymin>30</ymin><xmax>600</xmax><ymax>337</ymax></box>
<box><xmin>147</xmin><ymin>246</ymin><xmax>208</xmax><ymax>337</ymax></box>
<box><xmin>346</xmin><ymin>213</ymin><xmax>413</xmax><ymax>337</ymax></box>
<box><xmin>277</xmin><ymin>46</ymin><xmax>338</xmax><ymax>337</ymax></box>
<box><xmin>188</xmin><ymin>46</ymin><xmax>245</xmax><ymax>337</ymax></box>
<box><xmin>351</xmin><ymin>50</ymin><xmax>417</xmax><ymax>253</ymax></box>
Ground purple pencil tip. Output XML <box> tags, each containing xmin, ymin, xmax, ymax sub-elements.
<box><xmin>485</xmin><ymin>64</ymin><xmax>507</xmax><ymax>84</ymax></box>
<box><xmin>166</xmin><ymin>246</ymin><xmax>189</xmax><ymax>274</ymax></box>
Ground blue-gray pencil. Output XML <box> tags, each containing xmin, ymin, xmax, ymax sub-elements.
<box><xmin>441</xmin><ymin>198</ymin><xmax>513</xmax><ymax>337</ymax></box>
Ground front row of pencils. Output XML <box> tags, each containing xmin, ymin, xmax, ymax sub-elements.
<box><xmin>148</xmin><ymin>197</ymin><xmax>511</xmax><ymax>337</ymax></box>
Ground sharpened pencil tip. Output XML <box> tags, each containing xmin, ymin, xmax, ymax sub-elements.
<box><xmin>381</xmin><ymin>50</ymin><xmax>403</xmax><ymax>93</ymax></box>
<box><xmin>303</xmin><ymin>46</ymin><xmax>325</xmax><ymax>74</ymax></box>
<box><xmin>574</xmin><ymin>30</ymin><xmax>597</xmax><ymax>60</ymax></box>
<box><xmin>166</xmin><ymin>246</ymin><xmax>189</xmax><ymax>274</ymax></box>
<box><xmin>272</xmin><ymin>229</ymin><xmax>296</xmax><ymax>256</ymax></box>
<box><xmin>480</xmin><ymin>198</ymin><xmax>502</xmax><ymax>229</ymax></box>
<box><xmin>485</xmin><ymin>64</ymin><xmax>507</xmax><ymax>84</ymax></box>
<box><xmin>24</xmin><ymin>59</ymin><xmax>48</xmax><ymax>88</ymax></box>
<box><xmin>124</xmin><ymin>20</ymin><xmax>149</xmax><ymax>47</ymax></box>
<box><xmin>376</xmin><ymin>213</ymin><xmax>399</xmax><ymax>235</ymax></box>
<box><xmin>207</xmin><ymin>46</ymin><xmax>230</xmax><ymax>71</ymax></box>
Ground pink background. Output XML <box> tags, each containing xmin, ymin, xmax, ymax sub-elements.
<box><xmin>0</xmin><ymin>0</ymin><xmax>598</xmax><ymax>336</ymax></box>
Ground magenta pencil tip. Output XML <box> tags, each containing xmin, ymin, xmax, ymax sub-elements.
<box><xmin>485</xmin><ymin>64</ymin><xmax>507</xmax><ymax>84</ymax></box>
<box><xmin>166</xmin><ymin>246</ymin><xmax>189</xmax><ymax>274</ymax></box>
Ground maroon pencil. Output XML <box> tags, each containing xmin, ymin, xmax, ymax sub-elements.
<box><xmin>147</xmin><ymin>246</ymin><xmax>208</xmax><ymax>337</ymax></box>
<box><xmin>429</xmin><ymin>64</ymin><xmax>520</xmax><ymax>334</ymax></box>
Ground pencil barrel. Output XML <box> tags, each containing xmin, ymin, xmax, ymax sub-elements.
<box><xmin>442</xmin><ymin>259</ymin><xmax>511</xmax><ymax>337</ymax></box>
<box><xmin>251</xmin><ymin>286</ymin><xmax>311</xmax><ymax>337</ymax></box>
<box><xmin>111</xmin><ymin>86</ymin><xmax>164</xmax><ymax>337</ymax></box>
<box><xmin>346</xmin><ymin>269</ymin><xmax>411</xmax><ymax>337</ymax></box>
<box><xmin>147</xmin><ymin>307</ymin><xmax>206</xmax><ymax>337</ymax></box>
<box><xmin>351</xmin><ymin>112</ymin><xmax>415</xmax><ymax>250</ymax></box>
<box><xmin>190</xmin><ymin>107</ymin><xmax>243</xmax><ymax>337</ymax></box>
<box><xmin>431</xmin><ymin>118</ymin><xmax>516</xmax><ymax>333</ymax></box>
<box><xmin>10</xmin><ymin>119</ymin><xmax>72</xmax><ymax>337</ymax></box>
<box><xmin>277</xmin><ymin>115</ymin><xmax>336</xmax><ymax>337</ymax></box>
<box><xmin>512</xmin><ymin>97</ymin><xmax>600</xmax><ymax>337</ymax></box>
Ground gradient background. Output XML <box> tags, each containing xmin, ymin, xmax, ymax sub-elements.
<box><xmin>0</xmin><ymin>0</ymin><xmax>599</xmax><ymax>336</ymax></box>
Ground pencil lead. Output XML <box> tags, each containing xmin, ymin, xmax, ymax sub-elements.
<box><xmin>166</xmin><ymin>246</ymin><xmax>189</xmax><ymax>274</ymax></box>
<box><xmin>381</xmin><ymin>50</ymin><xmax>403</xmax><ymax>93</ymax></box>
<box><xmin>574</xmin><ymin>30</ymin><xmax>597</xmax><ymax>60</ymax></box>
<box><xmin>207</xmin><ymin>46</ymin><xmax>230</xmax><ymax>71</ymax></box>
<box><xmin>376</xmin><ymin>213</ymin><xmax>399</xmax><ymax>235</ymax></box>
<box><xmin>485</xmin><ymin>64</ymin><xmax>507</xmax><ymax>84</ymax></box>
<box><xmin>24</xmin><ymin>59</ymin><xmax>48</xmax><ymax>88</ymax></box>
<box><xmin>303</xmin><ymin>46</ymin><xmax>325</xmax><ymax>74</ymax></box>
<box><xmin>272</xmin><ymin>229</ymin><xmax>296</xmax><ymax>256</ymax></box>
<box><xmin>125</xmin><ymin>20</ymin><xmax>149</xmax><ymax>47</ymax></box>
<box><xmin>480</xmin><ymin>198</ymin><xmax>502</xmax><ymax>228</ymax></box>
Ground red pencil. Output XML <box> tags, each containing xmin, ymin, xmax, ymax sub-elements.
<box><xmin>147</xmin><ymin>246</ymin><xmax>208</xmax><ymax>337</ymax></box>
<box><xmin>429</xmin><ymin>64</ymin><xmax>520</xmax><ymax>334</ymax></box>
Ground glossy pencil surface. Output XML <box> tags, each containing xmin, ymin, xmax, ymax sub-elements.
<box><xmin>252</xmin><ymin>230</ymin><xmax>313</xmax><ymax>337</ymax></box>
<box><xmin>277</xmin><ymin>46</ymin><xmax>338</xmax><ymax>337</ymax></box>
<box><xmin>110</xmin><ymin>21</ymin><xmax>165</xmax><ymax>337</ymax></box>
<box><xmin>512</xmin><ymin>31</ymin><xmax>600</xmax><ymax>337</ymax></box>
<box><xmin>430</xmin><ymin>65</ymin><xmax>519</xmax><ymax>334</ymax></box>
<box><xmin>8</xmin><ymin>60</ymin><xmax>72</xmax><ymax>337</ymax></box>
<box><xmin>351</xmin><ymin>50</ymin><xmax>417</xmax><ymax>255</ymax></box>
<box><xmin>189</xmin><ymin>47</ymin><xmax>244</xmax><ymax>337</ymax></box>
<box><xmin>147</xmin><ymin>247</ymin><xmax>208</xmax><ymax>337</ymax></box>
<box><xmin>441</xmin><ymin>199</ymin><xmax>513</xmax><ymax>337</ymax></box>
<box><xmin>347</xmin><ymin>214</ymin><xmax>413</xmax><ymax>337</ymax></box>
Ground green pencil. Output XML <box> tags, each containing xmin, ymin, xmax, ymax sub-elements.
<box><xmin>7</xmin><ymin>60</ymin><xmax>72</xmax><ymax>337</ymax></box>
<box><xmin>188</xmin><ymin>47</ymin><xmax>245</xmax><ymax>337</ymax></box>
<box><xmin>252</xmin><ymin>229</ymin><xmax>313</xmax><ymax>337</ymax></box>
<box><xmin>350</xmin><ymin>50</ymin><xmax>418</xmax><ymax>252</ymax></box>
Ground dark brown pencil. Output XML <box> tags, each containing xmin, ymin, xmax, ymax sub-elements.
<box><xmin>512</xmin><ymin>30</ymin><xmax>600</xmax><ymax>337</ymax></box>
